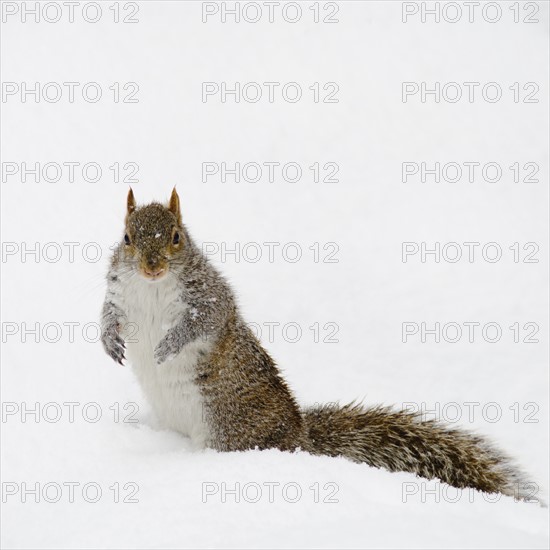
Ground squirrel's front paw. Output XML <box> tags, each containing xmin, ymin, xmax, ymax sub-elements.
<box><xmin>101</xmin><ymin>326</ymin><xmax>126</xmax><ymax>365</ymax></box>
<box><xmin>154</xmin><ymin>329</ymin><xmax>182</xmax><ymax>365</ymax></box>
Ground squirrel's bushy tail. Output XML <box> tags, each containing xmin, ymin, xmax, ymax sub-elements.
<box><xmin>301</xmin><ymin>403</ymin><xmax>539</xmax><ymax>502</ymax></box>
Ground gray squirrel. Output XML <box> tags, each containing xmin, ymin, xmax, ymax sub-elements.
<box><xmin>101</xmin><ymin>188</ymin><xmax>538</xmax><ymax>502</ymax></box>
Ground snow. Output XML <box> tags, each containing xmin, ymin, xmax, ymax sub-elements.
<box><xmin>1</xmin><ymin>1</ymin><xmax>549</xmax><ymax>549</ymax></box>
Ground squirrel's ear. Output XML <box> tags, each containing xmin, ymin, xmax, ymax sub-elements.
<box><xmin>168</xmin><ymin>187</ymin><xmax>182</xmax><ymax>224</ymax></box>
<box><xmin>126</xmin><ymin>188</ymin><xmax>136</xmax><ymax>219</ymax></box>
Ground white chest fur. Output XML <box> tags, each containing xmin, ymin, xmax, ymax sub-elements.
<box><xmin>114</xmin><ymin>272</ymin><xmax>211</xmax><ymax>447</ymax></box>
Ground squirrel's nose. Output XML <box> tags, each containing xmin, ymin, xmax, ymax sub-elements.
<box><xmin>146</xmin><ymin>256</ymin><xmax>160</xmax><ymax>269</ymax></box>
<box><xmin>144</xmin><ymin>266</ymin><xmax>165</xmax><ymax>277</ymax></box>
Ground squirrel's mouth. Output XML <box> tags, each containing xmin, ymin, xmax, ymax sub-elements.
<box><xmin>140</xmin><ymin>267</ymin><xmax>167</xmax><ymax>281</ymax></box>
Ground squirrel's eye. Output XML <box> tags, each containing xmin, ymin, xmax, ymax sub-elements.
<box><xmin>124</xmin><ymin>234</ymin><xmax>131</xmax><ymax>245</ymax></box>
<box><xmin>173</xmin><ymin>231</ymin><xmax>180</xmax><ymax>245</ymax></box>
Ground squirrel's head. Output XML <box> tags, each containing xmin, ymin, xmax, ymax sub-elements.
<box><xmin>122</xmin><ymin>188</ymin><xmax>184</xmax><ymax>282</ymax></box>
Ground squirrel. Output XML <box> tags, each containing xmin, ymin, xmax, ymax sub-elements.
<box><xmin>101</xmin><ymin>188</ymin><xmax>538</xmax><ymax>502</ymax></box>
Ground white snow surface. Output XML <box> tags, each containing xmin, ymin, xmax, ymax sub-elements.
<box><xmin>1</xmin><ymin>1</ymin><xmax>549</xmax><ymax>548</ymax></box>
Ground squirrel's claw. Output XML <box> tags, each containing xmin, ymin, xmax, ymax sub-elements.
<box><xmin>153</xmin><ymin>346</ymin><xmax>167</xmax><ymax>366</ymax></box>
<box><xmin>154</xmin><ymin>332</ymin><xmax>179</xmax><ymax>366</ymax></box>
<box><xmin>101</xmin><ymin>327</ymin><xmax>127</xmax><ymax>365</ymax></box>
